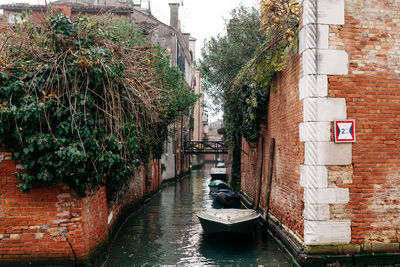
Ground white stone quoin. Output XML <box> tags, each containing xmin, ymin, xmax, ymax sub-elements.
<box><xmin>299</xmin><ymin>25</ymin><xmax>329</xmax><ymax>54</ymax></box>
<box><xmin>303</xmin><ymin>98</ymin><xmax>347</xmax><ymax>122</ymax></box>
<box><xmin>303</xmin><ymin>50</ymin><xmax>349</xmax><ymax>75</ymax></box>
<box><xmin>300</xmin><ymin>165</ymin><xmax>328</xmax><ymax>188</ymax></box>
<box><xmin>304</xmin><ymin>220</ymin><xmax>351</xmax><ymax>245</ymax></box>
<box><xmin>304</xmin><ymin>187</ymin><xmax>350</xmax><ymax>204</ymax></box>
<box><xmin>305</xmin><ymin>142</ymin><xmax>352</xmax><ymax>166</ymax></box>
<box><xmin>317</xmin><ymin>0</ymin><xmax>345</xmax><ymax>25</ymax></box>
<box><xmin>299</xmin><ymin>122</ymin><xmax>331</xmax><ymax>142</ymax></box>
<box><xmin>299</xmin><ymin>75</ymin><xmax>328</xmax><ymax>100</ymax></box>
<box><xmin>303</xmin><ymin>204</ymin><xmax>330</xmax><ymax>221</ymax></box>
<box><xmin>299</xmin><ymin>0</ymin><xmax>351</xmax><ymax>245</ymax></box>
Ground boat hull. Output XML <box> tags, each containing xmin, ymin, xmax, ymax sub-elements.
<box><xmin>210</xmin><ymin>173</ymin><xmax>227</xmax><ymax>181</ymax></box>
<box><xmin>210</xmin><ymin>168</ymin><xmax>227</xmax><ymax>181</ymax></box>
<box><xmin>197</xmin><ymin>209</ymin><xmax>259</xmax><ymax>235</ymax></box>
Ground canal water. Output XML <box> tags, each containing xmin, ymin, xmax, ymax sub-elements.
<box><xmin>103</xmin><ymin>167</ymin><xmax>291</xmax><ymax>266</ymax></box>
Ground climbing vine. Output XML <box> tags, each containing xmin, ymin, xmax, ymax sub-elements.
<box><xmin>0</xmin><ymin>12</ymin><xmax>197</xmax><ymax>198</ymax></box>
<box><xmin>229</xmin><ymin>1</ymin><xmax>299</xmax><ymax>144</ymax></box>
<box><xmin>222</xmin><ymin>1</ymin><xmax>299</xmax><ymax>185</ymax></box>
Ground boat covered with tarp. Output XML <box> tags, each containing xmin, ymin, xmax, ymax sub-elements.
<box><xmin>208</xmin><ymin>179</ymin><xmax>229</xmax><ymax>192</ymax></box>
<box><xmin>211</xmin><ymin>189</ymin><xmax>240</xmax><ymax>208</ymax></box>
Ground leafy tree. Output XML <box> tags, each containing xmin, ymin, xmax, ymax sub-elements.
<box><xmin>198</xmin><ymin>5</ymin><xmax>266</xmax><ymax>188</ymax></box>
<box><xmin>199</xmin><ymin>2</ymin><xmax>299</xmax><ymax>188</ymax></box>
<box><xmin>199</xmin><ymin>5</ymin><xmax>266</xmax><ymax>112</ymax></box>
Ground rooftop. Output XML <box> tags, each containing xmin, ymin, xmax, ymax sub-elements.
<box><xmin>0</xmin><ymin>2</ymin><xmax>134</xmax><ymax>14</ymax></box>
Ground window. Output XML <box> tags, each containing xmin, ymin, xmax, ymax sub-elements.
<box><xmin>189</xmin><ymin>51</ymin><xmax>193</xmax><ymax>62</ymax></box>
<box><xmin>8</xmin><ymin>13</ymin><xmax>22</xmax><ymax>24</ymax></box>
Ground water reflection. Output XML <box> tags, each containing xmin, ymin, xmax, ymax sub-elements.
<box><xmin>103</xmin><ymin>168</ymin><xmax>290</xmax><ymax>266</ymax></box>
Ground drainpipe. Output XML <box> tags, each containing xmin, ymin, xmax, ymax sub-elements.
<box><xmin>180</xmin><ymin>111</ymin><xmax>183</xmax><ymax>176</ymax></box>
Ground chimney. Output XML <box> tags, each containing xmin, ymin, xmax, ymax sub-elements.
<box><xmin>169</xmin><ymin>3</ymin><xmax>180</xmax><ymax>30</ymax></box>
<box><xmin>182</xmin><ymin>33</ymin><xmax>190</xmax><ymax>47</ymax></box>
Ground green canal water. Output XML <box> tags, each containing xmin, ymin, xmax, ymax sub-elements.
<box><xmin>103</xmin><ymin>167</ymin><xmax>291</xmax><ymax>266</ymax></box>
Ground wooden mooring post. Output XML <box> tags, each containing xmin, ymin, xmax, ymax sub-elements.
<box><xmin>263</xmin><ymin>138</ymin><xmax>275</xmax><ymax>222</ymax></box>
<box><xmin>255</xmin><ymin>137</ymin><xmax>264</xmax><ymax>212</ymax></box>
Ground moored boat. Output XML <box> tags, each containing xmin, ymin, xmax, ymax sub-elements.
<box><xmin>211</xmin><ymin>189</ymin><xmax>240</xmax><ymax>208</ymax></box>
<box><xmin>216</xmin><ymin>162</ymin><xmax>225</xmax><ymax>168</ymax></box>
<box><xmin>197</xmin><ymin>208</ymin><xmax>260</xmax><ymax>235</ymax></box>
<box><xmin>208</xmin><ymin>179</ymin><xmax>229</xmax><ymax>192</ymax></box>
<box><xmin>210</xmin><ymin>167</ymin><xmax>227</xmax><ymax>180</ymax></box>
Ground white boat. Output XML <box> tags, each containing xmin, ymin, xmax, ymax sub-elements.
<box><xmin>210</xmin><ymin>167</ymin><xmax>227</xmax><ymax>180</ymax></box>
<box><xmin>197</xmin><ymin>208</ymin><xmax>260</xmax><ymax>235</ymax></box>
<box><xmin>216</xmin><ymin>162</ymin><xmax>225</xmax><ymax>168</ymax></box>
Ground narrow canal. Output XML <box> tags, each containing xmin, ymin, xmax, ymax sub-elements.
<box><xmin>103</xmin><ymin>166</ymin><xmax>291</xmax><ymax>266</ymax></box>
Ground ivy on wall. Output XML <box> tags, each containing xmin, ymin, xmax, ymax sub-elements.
<box><xmin>226</xmin><ymin>0</ymin><xmax>299</xmax><ymax>186</ymax></box>
<box><xmin>0</xmin><ymin>12</ymin><xmax>197</xmax><ymax>198</ymax></box>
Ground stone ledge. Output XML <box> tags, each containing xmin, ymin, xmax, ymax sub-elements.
<box><xmin>363</xmin><ymin>243</ymin><xmax>400</xmax><ymax>253</ymax></box>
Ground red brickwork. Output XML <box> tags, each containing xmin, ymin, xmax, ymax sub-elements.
<box><xmin>0</xmin><ymin>153</ymin><xmax>108</xmax><ymax>262</ymax></box>
<box><xmin>329</xmin><ymin>0</ymin><xmax>400</xmax><ymax>244</ymax></box>
<box><xmin>241</xmin><ymin>49</ymin><xmax>304</xmax><ymax>238</ymax></box>
<box><xmin>0</xmin><ymin>152</ymin><xmax>162</xmax><ymax>263</ymax></box>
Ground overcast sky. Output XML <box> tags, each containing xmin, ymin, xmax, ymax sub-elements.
<box><xmin>1</xmin><ymin>0</ymin><xmax>259</xmax><ymax>59</ymax></box>
<box><xmin>150</xmin><ymin>0</ymin><xmax>259</xmax><ymax>59</ymax></box>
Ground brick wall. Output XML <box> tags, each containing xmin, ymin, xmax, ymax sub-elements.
<box><xmin>329</xmin><ymin>0</ymin><xmax>400</xmax><ymax>244</ymax></box>
<box><xmin>0</xmin><ymin>152</ymin><xmax>108</xmax><ymax>262</ymax></box>
<box><xmin>240</xmin><ymin>48</ymin><xmax>304</xmax><ymax>238</ymax></box>
<box><xmin>0</xmin><ymin>151</ymin><xmax>162</xmax><ymax>264</ymax></box>
<box><xmin>240</xmin><ymin>0</ymin><xmax>399</xmax><ymax>255</ymax></box>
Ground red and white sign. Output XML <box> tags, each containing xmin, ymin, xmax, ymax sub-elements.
<box><xmin>334</xmin><ymin>120</ymin><xmax>356</xmax><ymax>143</ymax></box>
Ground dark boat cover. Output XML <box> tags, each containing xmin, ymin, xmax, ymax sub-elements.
<box><xmin>212</xmin><ymin>189</ymin><xmax>240</xmax><ymax>208</ymax></box>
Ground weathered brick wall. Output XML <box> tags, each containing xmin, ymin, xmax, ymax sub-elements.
<box><xmin>329</xmin><ymin>0</ymin><xmax>400</xmax><ymax>244</ymax></box>
<box><xmin>241</xmin><ymin>47</ymin><xmax>304</xmax><ymax>238</ymax></box>
<box><xmin>0</xmin><ymin>152</ymin><xmax>108</xmax><ymax>262</ymax></box>
<box><xmin>240</xmin><ymin>140</ymin><xmax>258</xmax><ymax>201</ymax></box>
<box><xmin>0</xmin><ymin>152</ymin><xmax>162</xmax><ymax>263</ymax></box>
